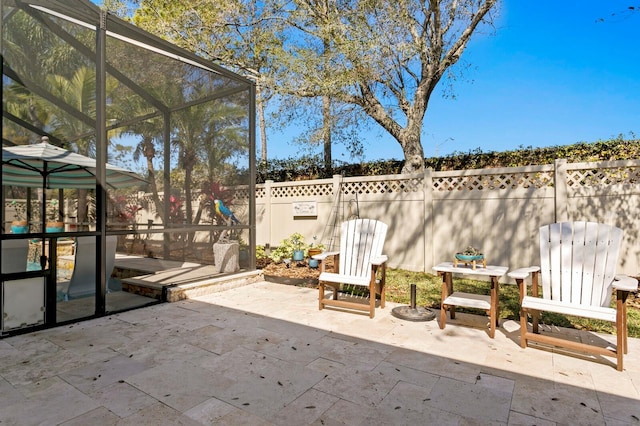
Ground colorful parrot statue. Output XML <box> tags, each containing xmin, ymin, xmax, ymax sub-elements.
<box><xmin>214</xmin><ymin>199</ymin><xmax>240</xmax><ymax>225</ymax></box>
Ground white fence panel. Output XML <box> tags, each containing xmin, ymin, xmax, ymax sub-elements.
<box><xmin>256</xmin><ymin>159</ymin><xmax>640</xmax><ymax>278</ymax></box>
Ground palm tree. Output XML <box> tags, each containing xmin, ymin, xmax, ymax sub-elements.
<box><xmin>132</xmin><ymin>133</ymin><xmax>164</xmax><ymax>218</ymax></box>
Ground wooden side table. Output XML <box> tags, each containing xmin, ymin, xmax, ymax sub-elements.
<box><xmin>432</xmin><ymin>262</ymin><xmax>509</xmax><ymax>338</ymax></box>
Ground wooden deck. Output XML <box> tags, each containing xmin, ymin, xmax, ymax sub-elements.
<box><xmin>113</xmin><ymin>254</ymin><xmax>262</xmax><ymax>301</ymax></box>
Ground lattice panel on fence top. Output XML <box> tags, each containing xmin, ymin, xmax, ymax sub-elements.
<box><xmin>271</xmin><ymin>183</ymin><xmax>333</xmax><ymax>198</ymax></box>
<box><xmin>234</xmin><ymin>188</ymin><xmax>250</xmax><ymax>201</ymax></box>
<box><xmin>341</xmin><ymin>177</ymin><xmax>423</xmax><ymax>195</ymax></box>
<box><xmin>567</xmin><ymin>166</ymin><xmax>640</xmax><ymax>187</ymax></box>
<box><xmin>433</xmin><ymin>171</ymin><xmax>554</xmax><ymax>192</ymax></box>
<box><xmin>138</xmin><ymin>193</ymin><xmax>156</xmax><ymax>205</ymax></box>
<box><xmin>256</xmin><ymin>187</ymin><xmax>266</xmax><ymax>198</ymax></box>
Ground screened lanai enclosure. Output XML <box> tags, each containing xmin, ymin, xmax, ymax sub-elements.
<box><xmin>1</xmin><ymin>0</ymin><xmax>256</xmax><ymax>336</ymax></box>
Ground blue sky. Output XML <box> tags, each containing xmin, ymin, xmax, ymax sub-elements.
<box><xmin>269</xmin><ymin>1</ymin><xmax>640</xmax><ymax>162</ymax></box>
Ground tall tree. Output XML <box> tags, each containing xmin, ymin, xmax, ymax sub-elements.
<box><xmin>130</xmin><ymin>0</ymin><xmax>284</xmax><ymax>163</ymax></box>
<box><xmin>274</xmin><ymin>1</ymin><xmax>367</xmax><ymax>171</ymax></box>
<box><xmin>282</xmin><ymin>0</ymin><xmax>499</xmax><ymax>173</ymax></box>
<box><xmin>126</xmin><ymin>0</ymin><xmax>499</xmax><ymax>172</ymax></box>
<box><xmin>274</xmin><ymin>0</ymin><xmax>358</xmax><ymax>174</ymax></box>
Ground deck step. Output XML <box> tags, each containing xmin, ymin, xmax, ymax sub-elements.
<box><xmin>122</xmin><ymin>269</ymin><xmax>263</xmax><ymax>301</ymax></box>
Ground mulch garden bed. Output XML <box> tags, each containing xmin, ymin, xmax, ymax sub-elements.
<box><xmin>258</xmin><ymin>257</ymin><xmax>335</xmax><ymax>287</ymax></box>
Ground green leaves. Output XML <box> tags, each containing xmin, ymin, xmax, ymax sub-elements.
<box><xmin>268</xmin><ymin>232</ymin><xmax>324</xmax><ymax>262</ymax></box>
<box><xmin>258</xmin><ymin>137</ymin><xmax>640</xmax><ymax>182</ymax></box>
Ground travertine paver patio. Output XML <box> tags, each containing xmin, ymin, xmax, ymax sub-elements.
<box><xmin>1</xmin><ymin>281</ymin><xmax>639</xmax><ymax>425</ymax></box>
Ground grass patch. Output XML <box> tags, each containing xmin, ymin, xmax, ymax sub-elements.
<box><xmin>385</xmin><ymin>268</ymin><xmax>640</xmax><ymax>339</ymax></box>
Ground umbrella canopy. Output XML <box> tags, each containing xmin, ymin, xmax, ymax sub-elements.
<box><xmin>2</xmin><ymin>141</ymin><xmax>147</xmax><ymax>189</ymax></box>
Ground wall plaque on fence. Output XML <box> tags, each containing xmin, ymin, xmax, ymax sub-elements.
<box><xmin>292</xmin><ymin>201</ymin><xmax>317</xmax><ymax>217</ymax></box>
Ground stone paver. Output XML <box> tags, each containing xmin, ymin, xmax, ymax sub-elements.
<box><xmin>1</xmin><ymin>281</ymin><xmax>640</xmax><ymax>425</ymax></box>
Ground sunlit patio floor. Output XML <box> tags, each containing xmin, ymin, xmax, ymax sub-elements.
<box><xmin>1</xmin><ymin>281</ymin><xmax>639</xmax><ymax>425</ymax></box>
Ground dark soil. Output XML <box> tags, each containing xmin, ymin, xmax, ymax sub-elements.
<box><xmin>261</xmin><ymin>259</ymin><xmax>320</xmax><ymax>278</ymax></box>
<box><xmin>258</xmin><ymin>257</ymin><xmax>335</xmax><ymax>286</ymax></box>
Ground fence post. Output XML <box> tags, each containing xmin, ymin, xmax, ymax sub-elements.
<box><xmin>554</xmin><ymin>159</ymin><xmax>568</xmax><ymax>222</ymax></box>
<box><xmin>331</xmin><ymin>174</ymin><xmax>342</xmax><ymax>223</ymax></box>
<box><xmin>332</xmin><ymin>174</ymin><xmax>342</xmax><ymax>198</ymax></box>
<box><xmin>264</xmin><ymin>180</ymin><xmax>273</xmax><ymax>247</ymax></box>
<box><xmin>423</xmin><ymin>168</ymin><xmax>434</xmax><ymax>273</ymax></box>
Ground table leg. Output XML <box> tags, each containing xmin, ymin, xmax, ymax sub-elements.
<box><xmin>446</xmin><ymin>272</ymin><xmax>455</xmax><ymax>319</ymax></box>
<box><xmin>439</xmin><ymin>272</ymin><xmax>455</xmax><ymax>328</ymax></box>
<box><xmin>489</xmin><ymin>275</ymin><xmax>499</xmax><ymax>338</ymax></box>
<box><xmin>531</xmin><ymin>271</ymin><xmax>539</xmax><ymax>334</ymax></box>
<box><xmin>439</xmin><ymin>272</ymin><xmax>447</xmax><ymax>329</ymax></box>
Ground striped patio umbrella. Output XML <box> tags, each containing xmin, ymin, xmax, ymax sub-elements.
<box><xmin>2</xmin><ymin>141</ymin><xmax>147</xmax><ymax>189</ymax></box>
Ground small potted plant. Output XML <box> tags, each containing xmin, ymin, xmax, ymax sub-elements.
<box><xmin>291</xmin><ymin>233</ymin><xmax>305</xmax><ymax>261</ymax></box>
<box><xmin>10</xmin><ymin>200</ymin><xmax>28</xmax><ymax>233</ymax></box>
<box><xmin>307</xmin><ymin>236</ymin><xmax>323</xmax><ymax>258</ymax></box>
<box><xmin>45</xmin><ymin>199</ymin><xmax>64</xmax><ymax>232</ymax></box>
<box><xmin>269</xmin><ymin>232</ymin><xmax>305</xmax><ymax>263</ymax></box>
<box><xmin>454</xmin><ymin>245</ymin><xmax>485</xmax><ymax>269</ymax></box>
<box><xmin>307</xmin><ymin>236</ymin><xmax>324</xmax><ymax>268</ymax></box>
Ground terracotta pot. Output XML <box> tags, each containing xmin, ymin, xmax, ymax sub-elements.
<box><xmin>308</xmin><ymin>248</ymin><xmax>323</xmax><ymax>257</ymax></box>
<box><xmin>46</xmin><ymin>221</ymin><xmax>64</xmax><ymax>233</ymax></box>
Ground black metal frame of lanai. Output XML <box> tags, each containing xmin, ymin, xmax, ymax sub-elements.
<box><xmin>1</xmin><ymin>0</ymin><xmax>256</xmax><ymax>336</ymax></box>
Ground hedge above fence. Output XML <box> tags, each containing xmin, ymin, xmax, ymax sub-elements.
<box><xmin>258</xmin><ymin>136</ymin><xmax>640</xmax><ymax>183</ymax></box>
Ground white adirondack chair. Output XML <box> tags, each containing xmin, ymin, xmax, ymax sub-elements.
<box><xmin>508</xmin><ymin>221</ymin><xmax>638</xmax><ymax>370</ymax></box>
<box><xmin>315</xmin><ymin>218</ymin><xmax>388</xmax><ymax>318</ymax></box>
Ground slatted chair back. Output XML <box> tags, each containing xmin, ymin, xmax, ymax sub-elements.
<box><xmin>1</xmin><ymin>239</ymin><xmax>29</xmax><ymax>273</ymax></box>
<box><xmin>66</xmin><ymin>235</ymin><xmax>117</xmax><ymax>299</ymax></box>
<box><xmin>539</xmin><ymin>221</ymin><xmax>622</xmax><ymax>309</ymax></box>
<box><xmin>339</xmin><ymin>218</ymin><xmax>388</xmax><ymax>279</ymax></box>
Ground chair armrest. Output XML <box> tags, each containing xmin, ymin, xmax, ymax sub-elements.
<box><xmin>507</xmin><ymin>266</ymin><xmax>541</xmax><ymax>281</ymax></box>
<box><xmin>371</xmin><ymin>255</ymin><xmax>388</xmax><ymax>266</ymax></box>
<box><xmin>313</xmin><ymin>251</ymin><xmax>339</xmax><ymax>261</ymax></box>
<box><xmin>613</xmin><ymin>274</ymin><xmax>639</xmax><ymax>292</ymax></box>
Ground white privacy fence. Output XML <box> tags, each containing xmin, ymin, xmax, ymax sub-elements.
<box><xmin>256</xmin><ymin>158</ymin><xmax>640</xmax><ymax>278</ymax></box>
<box><xmin>5</xmin><ymin>158</ymin><xmax>639</xmax><ymax>278</ymax></box>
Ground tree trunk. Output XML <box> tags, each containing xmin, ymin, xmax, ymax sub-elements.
<box><xmin>257</xmin><ymin>85</ymin><xmax>268</xmax><ymax>162</ymax></box>
<box><xmin>77</xmin><ymin>189</ymin><xmax>88</xmax><ymax>229</ymax></box>
<box><xmin>143</xmin><ymin>137</ymin><xmax>168</xmax><ymax>220</ymax></box>
<box><xmin>184</xmin><ymin>154</ymin><xmax>195</xmax><ymax>226</ymax></box>
<box><xmin>399</xmin><ymin>130</ymin><xmax>425</xmax><ymax>174</ymax></box>
<box><xmin>75</xmin><ymin>146</ymin><xmax>91</xmax><ymax>228</ymax></box>
<box><xmin>28</xmin><ymin>102</ymin><xmax>45</xmax><ymax>144</ymax></box>
<box><xmin>322</xmin><ymin>95</ymin><xmax>332</xmax><ymax>174</ymax></box>
<box><xmin>189</xmin><ymin>196</ymin><xmax>206</xmax><ymax>244</ymax></box>
<box><xmin>182</xmin><ymin>147</ymin><xmax>198</xmax><ymax>244</ymax></box>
